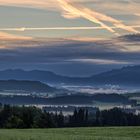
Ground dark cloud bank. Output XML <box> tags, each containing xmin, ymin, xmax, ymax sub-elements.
<box><xmin>0</xmin><ymin>34</ymin><xmax>140</xmax><ymax>76</ymax></box>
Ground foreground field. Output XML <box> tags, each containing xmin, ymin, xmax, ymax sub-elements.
<box><xmin>0</xmin><ymin>127</ymin><xmax>140</xmax><ymax>140</ymax></box>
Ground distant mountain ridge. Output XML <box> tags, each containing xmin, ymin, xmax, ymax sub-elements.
<box><xmin>0</xmin><ymin>65</ymin><xmax>140</xmax><ymax>86</ymax></box>
<box><xmin>0</xmin><ymin>80</ymin><xmax>56</xmax><ymax>93</ymax></box>
<box><xmin>90</xmin><ymin>65</ymin><xmax>140</xmax><ymax>86</ymax></box>
<box><xmin>0</xmin><ymin>69</ymin><xmax>82</xmax><ymax>84</ymax></box>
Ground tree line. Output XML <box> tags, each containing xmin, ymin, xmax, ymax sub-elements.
<box><xmin>0</xmin><ymin>105</ymin><xmax>140</xmax><ymax>128</ymax></box>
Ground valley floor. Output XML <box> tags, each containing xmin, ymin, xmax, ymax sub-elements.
<box><xmin>0</xmin><ymin>127</ymin><xmax>140</xmax><ymax>140</ymax></box>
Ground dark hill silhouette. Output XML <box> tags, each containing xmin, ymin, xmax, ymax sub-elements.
<box><xmin>0</xmin><ymin>94</ymin><xmax>133</xmax><ymax>105</ymax></box>
<box><xmin>0</xmin><ymin>80</ymin><xmax>56</xmax><ymax>93</ymax></box>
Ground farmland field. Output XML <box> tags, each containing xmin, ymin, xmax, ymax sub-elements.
<box><xmin>0</xmin><ymin>127</ymin><xmax>140</xmax><ymax>140</ymax></box>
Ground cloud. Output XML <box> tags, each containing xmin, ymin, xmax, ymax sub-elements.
<box><xmin>0</xmin><ymin>0</ymin><xmax>56</xmax><ymax>10</ymax></box>
<box><xmin>0</xmin><ymin>25</ymin><xmax>140</xmax><ymax>32</ymax></box>
<box><xmin>57</xmin><ymin>0</ymin><xmax>139</xmax><ymax>34</ymax></box>
<box><xmin>135</xmin><ymin>13</ymin><xmax>140</xmax><ymax>16</ymax></box>
<box><xmin>0</xmin><ymin>34</ymin><xmax>140</xmax><ymax>65</ymax></box>
<box><xmin>0</xmin><ymin>34</ymin><xmax>139</xmax><ymax>76</ymax></box>
<box><xmin>0</xmin><ymin>31</ymin><xmax>32</xmax><ymax>41</ymax></box>
<box><xmin>84</xmin><ymin>0</ymin><xmax>140</xmax><ymax>15</ymax></box>
<box><xmin>67</xmin><ymin>59</ymin><xmax>130</xmax><ymax>65</ymax></box>
<box><xmin>0</xmin><ymin>0</ymin><xmax>139</xmax><ymax>35</ymax></box>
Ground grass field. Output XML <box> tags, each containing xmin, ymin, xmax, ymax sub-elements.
<box><xmin>0</xmin><ymin>127</ymin><xmax>140</xmax><ymax>140</ymax></box>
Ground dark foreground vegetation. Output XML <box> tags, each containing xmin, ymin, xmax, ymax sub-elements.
<box><xmin>0</xmin><ymin>105</ymin><xmax>140</xmax><ymax>128</ymax></box>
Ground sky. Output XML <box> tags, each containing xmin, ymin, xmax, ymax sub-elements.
<box><xmin>0</xmin><ymin>0</ymin><xmax>140</xmax><ymax>76</ymax></box>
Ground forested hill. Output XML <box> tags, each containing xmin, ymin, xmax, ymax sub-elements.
<box><xmin>0</xmin><ymin>80</ymin><xmax>56</xmax><ymax>92</ymax></box>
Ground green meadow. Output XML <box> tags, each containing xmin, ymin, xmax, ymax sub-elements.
<box><xmin>0</xmin><ymin>127</ymin><xmax>140</xmax><ymax>140</ymax></box>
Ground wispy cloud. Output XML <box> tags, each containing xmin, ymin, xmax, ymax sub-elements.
<box><xmin>0</xmin><ymin>34</ymin><xmax>139</xmax><ymax>75</ymax></box>
<box><xmin>0</xmin><ymin>25</ymin><xmax>140</xmax><ymax>32</ymax></box>
<box><xmin>0</xmin><ymin>31</ymin><xmax>32</xmax><ymax>41</ymax></box>
<box><xmin>57</xmin><ymin>0</ymin><xmax>139</xmax><ymax>34</ymax></box>
<box><xmin>0</xmin><ymin>0</ymin><xmax>56</xmax><ymax>9</ymax></box>
<box><xmin>67</xmin><ymin>58</ymin><xmax>130</xmax><ymax>65</ymax></box>
<box><xmin>0</xmin><ymin>34</ymin><xmax>140</xmax><ymax>64</ymax></box>
<box><xmin>135</xmin><ymin>13</ymin><xmax>140</xmax><ymax>16</ymax></box>
<box><xmin>57</xmin><ymin>0</ymin><xmax>117</xmax><ymax>34</ymax></box>
<box><xmin>0</xmin><ymin>0</ymin><xmax>139</xmax><ymax>35</ymax></box>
